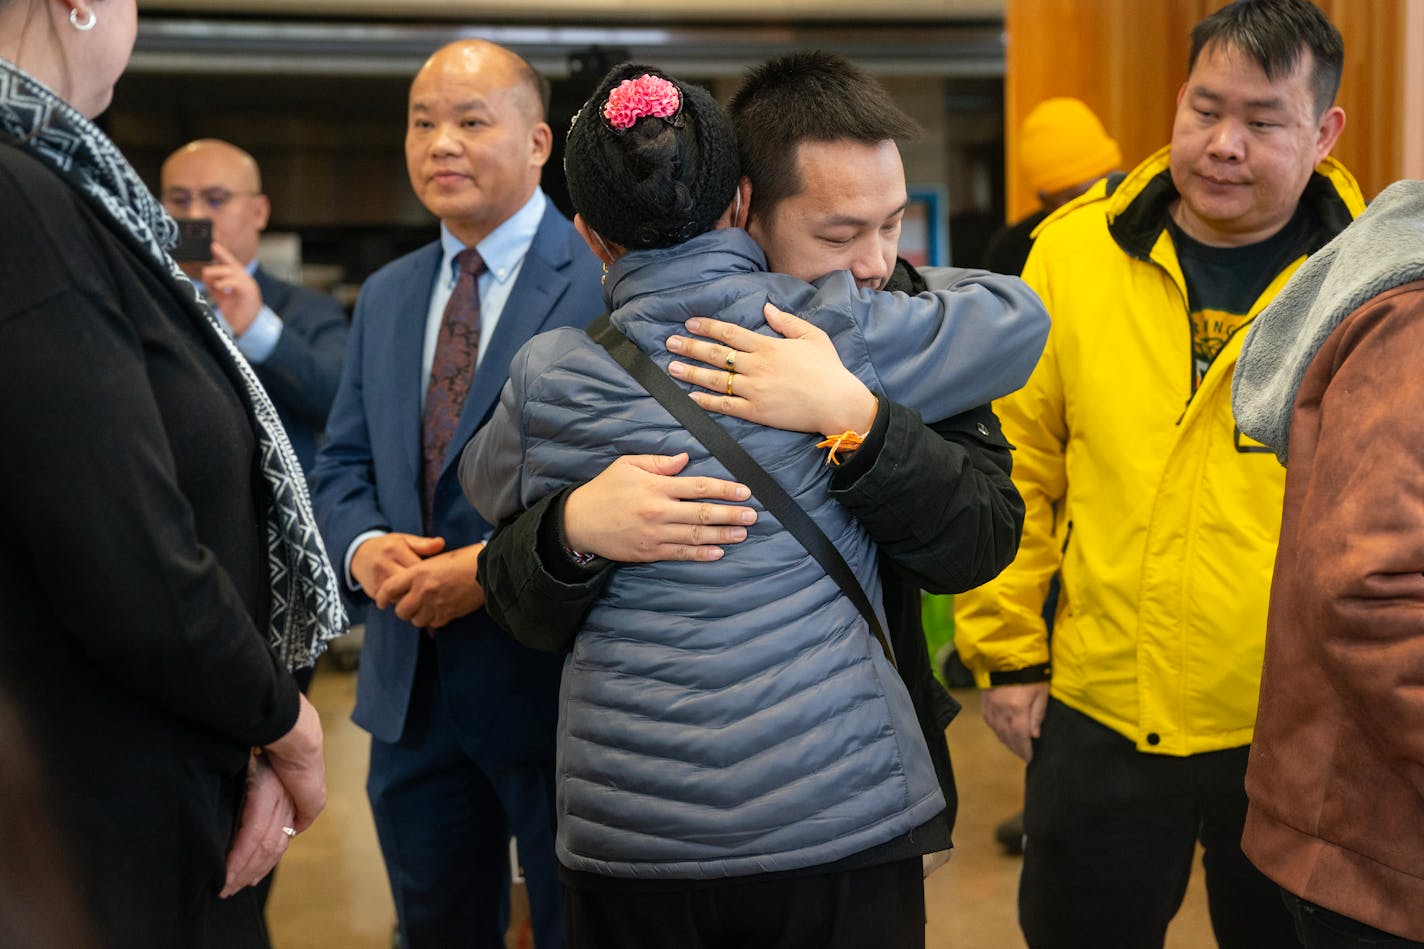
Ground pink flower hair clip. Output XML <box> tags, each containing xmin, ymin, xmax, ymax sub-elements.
<box><xmin>602</xmin><ymin>74</ymin><xmax>684</xmax><ymax>132</ymax></box>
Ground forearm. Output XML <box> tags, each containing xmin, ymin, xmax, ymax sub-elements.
<box><xmin>831</xmin><ymin>399</ymin><xmax>1024</xmax><ymax>594</ymax></box>
<box><xmin>951</xmin><ymin>476</ymin><xmax>1059</xmax><ymax>687</ymax></box>
<box><xmin>865</xmin><ymin>266</ymin><xmax>1050</xmax><ymax>416</ymax></box>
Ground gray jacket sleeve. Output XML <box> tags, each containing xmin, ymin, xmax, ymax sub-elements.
<box><xmin>841</xmin><ymin>267</ymin><xmax>1049</xmax><ymax>421</ymax></box>
<box><xmin>460</xmin><ymin>347</ymin><xmax>532</xmax><ymax>527</ymax></box>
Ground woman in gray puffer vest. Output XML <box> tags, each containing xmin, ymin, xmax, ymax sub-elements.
<box><xmin>462</xmin><ymin>63</ymin><xmax>1045</xmax><ymax>920</ymax></box>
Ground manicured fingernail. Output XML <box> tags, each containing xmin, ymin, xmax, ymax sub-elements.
<box><xmin>667</xmin><ymin>335</ymin><xmax>685</xmax><ymax>352</ymax></box>
<box><xmin>740</xmin><ymin>508</ymin><xmax>756</xmax><ymax>523</ymax></box>
<box><xmin>706</xmin><ymin>547</ymin><xmax>724</xmax><ymax>561</ymax></box>
<box><xmin>668</xmin><ymin>361</ymin><xmax>687</xmax><ymax>377</ymax></box>
<box><xmin>686</xmin><ymin>318</ymin><xmax>703</xmax><ymax>333</ymax></box>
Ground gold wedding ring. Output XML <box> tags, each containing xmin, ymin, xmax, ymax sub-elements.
<box><xmin>724</xmin><ymin>349</ymin><xmax>736</xmax><ymax>370</ymax></box>
<box><xmin>726</xmin><ymin>372</ymin><xmax>736</xmax><ymax>397</ymax></box>
<box><xmin>281</xmin><ymin>826</ymin><xmax>298</xmax><ymax>838</ymax></box>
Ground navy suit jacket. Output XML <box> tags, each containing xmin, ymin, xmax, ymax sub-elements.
<box><xmin>251</xmin><ymin>266</ymin><xmax>349</xmax><ymax>473</ymax></box>
<box><xmin>311</xmin><ymin>204</ymin><xmax>604</xmax><ymax>754</ymax></box>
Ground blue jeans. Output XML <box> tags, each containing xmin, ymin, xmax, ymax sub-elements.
<box><xmin>1282</xmin><ymin>890</ymin><xmax>1424</xmax><ymax>948</ymax></box>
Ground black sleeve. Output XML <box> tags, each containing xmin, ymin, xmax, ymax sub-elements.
<box><xmin>829</xmin><ymin>397</ymin><xmax>1025</xmax><ymax>595</ymax></box>
<box><xmin>477</xmin><ymin>486</ymin><xmax>612</xmax><ymax>654</ymax></box>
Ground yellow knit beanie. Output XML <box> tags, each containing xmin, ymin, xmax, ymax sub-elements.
<box><xmin>1019</xmin><ymin>97</ymin><xmax>1122</xmax><ymax>196</ymax></box>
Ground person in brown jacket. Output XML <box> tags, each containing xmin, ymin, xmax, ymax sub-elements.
<box><xmin>1233</xmin><ymin>177</ymin><xmax>1424</xmax><ymax>947</ymax></box>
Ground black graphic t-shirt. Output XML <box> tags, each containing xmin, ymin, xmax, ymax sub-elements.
<box><xmin>1169</xmin><ymin>203</ymin><xmax>1312</xmax><ymax>390</ymax></box>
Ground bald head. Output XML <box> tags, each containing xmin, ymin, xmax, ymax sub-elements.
<box><xmin>415</xmin><ymin>40</ymin><xmax>547</xmax><ymax>125</ymax></box>
<box><xmin>160</xmin><ymin>138</ymin><xmax>271</xmax><ymax>267</ymax></box>
<box><xmin>163</xmin><ymin>139</ymin><xmax>262</xmax><ymax>194</ymax></box>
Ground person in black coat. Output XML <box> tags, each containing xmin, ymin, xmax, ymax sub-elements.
<box><xmin>0</xmin><ymin>2</ymin><xmax>343</xmax><ymax>946</ymax></box>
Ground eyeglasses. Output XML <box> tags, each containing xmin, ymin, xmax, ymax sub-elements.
<box><xmin>160</xmin><ymin>187</ymin><xmax>257</xmax><ymax>212</ymax></box>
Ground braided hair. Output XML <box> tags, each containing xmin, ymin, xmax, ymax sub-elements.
<box><xmin>565</xmin><ymin>64</ymin><xmax>741</xmax><ymax>250</ymax></box>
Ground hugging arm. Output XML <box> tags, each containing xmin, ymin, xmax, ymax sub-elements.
<box><xmin>829</xmin><ymin>399</ymin><xmax>1023</xmax><ymax>595</ymax></box>
<box><xmin>475</xmin><ymin>450</ymin><xmax>755</xmax><ymax>652</ymax></box>
<box><xmin>475</xmin><ymin>397</ymin><xmax>1023</xmax><ymax>651</ymax></box>
<box><xmin>477</xmin><ymin>266</ymin><xmax>1035</xmax><ymax>650</ymax></box>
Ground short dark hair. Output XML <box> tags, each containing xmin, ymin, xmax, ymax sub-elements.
<box><xmin>516</xmin><ymin>55</ymin><xmax>552</xmax><ymax>121</ymax></box>
<box><xmin>728</xmin><ymin>51</ymin><xmax>919</xmax><ymax>222</ymax></box>
<box><xmin>1188</xmin><ymin>0</ymin><xmax>1344</xmax><ymax>117</ymax></box>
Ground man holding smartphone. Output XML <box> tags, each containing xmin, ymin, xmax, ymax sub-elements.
<box><xmin>160</xmin><ymin>138</ymin><xmax>349</xmax><ymax>474</ymax></box>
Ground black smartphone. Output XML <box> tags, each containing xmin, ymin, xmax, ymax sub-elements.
<box><xmin>172</xmin><ymin>218</ymin><xmax>213</xmax><ymax>262</ymax></box>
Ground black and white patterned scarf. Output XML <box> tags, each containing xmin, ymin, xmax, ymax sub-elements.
<box><xmin>0</xmin><ymin>59</ymin><xmax>346</xmax><ymax>669</ymax></box>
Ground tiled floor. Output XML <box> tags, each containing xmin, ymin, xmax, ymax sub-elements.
<box><xmin>268</xmin><ymin>663</ymin><xmax>1214</xmax><ymax>948</ymax></box>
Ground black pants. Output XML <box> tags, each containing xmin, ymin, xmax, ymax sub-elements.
<box><xmin>564</xmin><ymin>857</ymin><xmax>924</xmax><ymax>949</ymax></box>
<box><xmin>1282</xmin><ymin>890</ymin><xmax>1424</xmax><ymax>948</ymax></box>
<box><xmin>1019</xmin><ymin>699</ymin><xmax>1296</xmax><ymax>949</ymax></box>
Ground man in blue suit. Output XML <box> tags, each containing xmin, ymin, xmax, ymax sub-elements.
<box><xmin>161</xmin><ymin>139</ymin><xmax>348</xmax><ymax>473</ymax></box>
<box><xmin>310</xmin><ymin>39</ymin><xmax>603</xmax><ymax>949</ymax></box>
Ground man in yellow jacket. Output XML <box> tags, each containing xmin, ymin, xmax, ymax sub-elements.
<box><xmin>955</xmin><ymin>1</ymin><xmax>1363</xmax><ymax>946</ymax></box>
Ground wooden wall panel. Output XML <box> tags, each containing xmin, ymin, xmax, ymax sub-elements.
<box><xmin>1405</xmin><ymin>0</ymin><xmax>1424</xmax><ymax>181</ymax></box>
<box><xmin>1321</xmin><ymin>0</ymin><xmax>1408</xmax><ymax>203</ymax></box>
<box><xmin>1004</xmin><ymin>0</ymin><xmax>1409</xmax><ymax>221</ymax></box>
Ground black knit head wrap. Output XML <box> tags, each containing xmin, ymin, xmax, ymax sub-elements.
<box><xmin>564</xmin><ymin>63</ymin><xmax>741</xmax><ymax>250</ymax></box>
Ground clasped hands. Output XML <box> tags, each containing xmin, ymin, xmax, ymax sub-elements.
<box><xmin>351</xmin><ymin>534</ymin><xmax>486</xmax><ymax>630</ymax></box>
<box><xmin>223</xmin><ymin>693</ymin><xmax>326</xmax><ymax>897</ymax></box>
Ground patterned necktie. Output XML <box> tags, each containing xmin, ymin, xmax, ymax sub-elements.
<box><xmin>421</xmin><ymin>247</ymin><xmax>485</xmax><ymax>529</ymax></box>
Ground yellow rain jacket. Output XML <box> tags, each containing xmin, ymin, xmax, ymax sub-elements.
<box><xmin>955</xmin><ymin>146</ymin><xmax>1363</xmax><ymax>756</ymax></box>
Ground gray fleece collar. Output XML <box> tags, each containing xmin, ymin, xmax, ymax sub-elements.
<box><xmin>1233</xmin><ymin>179</ymin><xmax>1424</xmax><ymax>464</ymax></box>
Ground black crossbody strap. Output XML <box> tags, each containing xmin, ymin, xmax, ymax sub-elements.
<box><xmin>588</xmin><ymin>314</ymin><xmax>896</xmax><ymax>669</ymax></box>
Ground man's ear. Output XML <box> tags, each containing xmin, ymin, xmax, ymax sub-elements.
<box><xmin>530</xmin><ymin>121</ymin><xmax>553</xmax><ymax>168</ymax></box>
<box><xmin>734</xmin><ymin>176</ymin><xmax>752</xmax><ymax>228</ymax></box>
<box><xmin>714</xmin><ymin>177</ymin><xmax>754</xmax><ymax>230</ymax></box>
<box><xmin>1314</xmin><ymin>106</ymin><xmax>1346</xmax><ymax>164</ymax></box>
<box><xmin>574</xmin><ymin>214</ymin><xmax>615</xmax><ymax>265</ymax></box>
<box><xmin>252</xmin><ymin>193</ymin><xmax>271</xmax><ymax>233</ymax></box>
